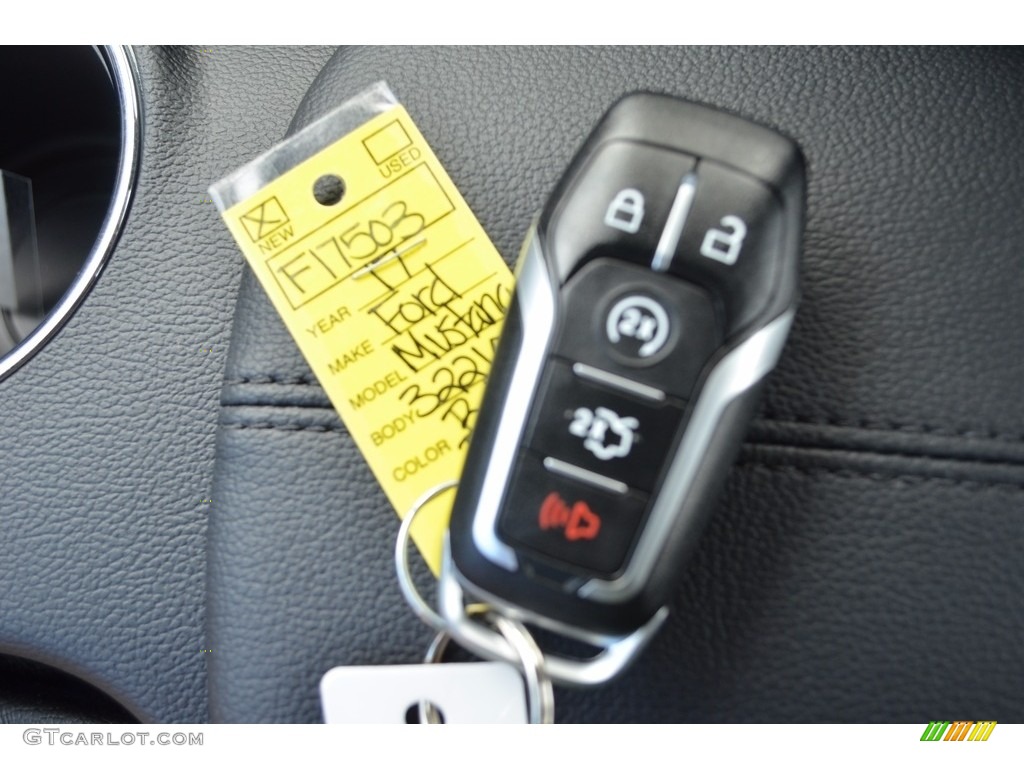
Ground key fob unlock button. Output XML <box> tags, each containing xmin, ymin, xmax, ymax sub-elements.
<box><xmin>671</xmin><ymin>161</ymin><xmax>785</xmax><ymax>334</ymax></box>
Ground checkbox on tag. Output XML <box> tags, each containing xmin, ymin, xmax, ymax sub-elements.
<box><xmin>238</xmin><ymin>196</ymin><xmax>290</xmax><ymax>243</ymax></box>
<box><xmin>363</xmin><ymin>119</ymin><xmax>413</xmax><ymax>165</ymax></box>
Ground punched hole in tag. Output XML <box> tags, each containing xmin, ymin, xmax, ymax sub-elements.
<box><xmin>312</xmin><ymin>173</ymin><xmax>345</xmax><ymax>206</ymax></box>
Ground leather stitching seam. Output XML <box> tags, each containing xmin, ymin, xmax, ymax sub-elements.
<box><xmin>222</xmin><ymin>381</ymin><xmax>1024</xmax><ymax>443</ymax></box>
<box><xmin>736</xmin><ymin>460</ymin><xmax>1024</xmax><ymax>492</ymax></box>
<box><xmin>224</xmin><ymin>376</ymin><xmax>319</xmax><ymax>386</ymax></box>
<box><xmin>217</xmin><ymin>422</ymin><xmax>1024</xmax><ymax>490</ymax></box>
<box><xmin>759</xmin><ymin>411</ymin><xmax>1024</xmax><ymax>443</ymax></box>
<box><xmin>220</xmin><ymin>422</ymin><xmax>342</xmax><ymax>432</ymax></box>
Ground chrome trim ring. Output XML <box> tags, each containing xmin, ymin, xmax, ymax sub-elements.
<box><xmin>0</xmin><ymin>45</ymin><xmax>142</xmax><ymax>381</ymax></box>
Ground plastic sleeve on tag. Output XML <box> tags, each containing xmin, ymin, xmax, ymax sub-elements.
<box><xmin>211</xmin><ymin>82</ymin><xmax>514</xmax><ymax>574</ymax></box>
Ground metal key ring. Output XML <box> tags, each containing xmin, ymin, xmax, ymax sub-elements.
<box><xmin>397</xmin><ymin>481</ymin><xmax>554</xmax><ymax>723</ymax></box>
<box><xmin>418</xmin><ymin>604</ymin><xmax>487</xmax><ymax>725</ymax></box>
<box><xmin>422</xmin><ymin>607</ymin><xmax>555</xmax><ymax>725</ymax></box>
<box><xmin>488</xmin><ymin>613</ymin><xmax>555</xmax><ymax>724</ymax></box>
<box><xmin>394</xmin><ymin>480</ymin><xmax>459</xmax><ymax>634</ymax></box>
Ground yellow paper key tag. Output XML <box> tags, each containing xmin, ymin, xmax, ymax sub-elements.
<box><xmin>211</xmin><ymin>82</ymin><xmax>513</xmax><ymax>574</ymax></box>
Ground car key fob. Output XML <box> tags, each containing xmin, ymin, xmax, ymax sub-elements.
<box><xmin>444</xmin><ymin>93</ymin><xmax>805</xmax><ymax>657</ymax></box>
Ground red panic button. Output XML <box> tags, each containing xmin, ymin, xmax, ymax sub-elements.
<box><xmin>497</xmin><ymin>452</ymin><xmax>648</xmax><ymax>576</ymax></box>
<box><xmin>538</xmin><ymin>492</ymin><xmax>602</xmax><ymax>541</ymax></box>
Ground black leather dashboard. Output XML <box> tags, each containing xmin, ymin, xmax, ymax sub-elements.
<box><xmin>1</xmin><ymin>46</ymin><xmax>1022</xmax><ymax>724</ymax></box>
<box><xmin>0</xmin><ymin>46</ymin><xmax>335</xmax><ymax>723</ymax></box>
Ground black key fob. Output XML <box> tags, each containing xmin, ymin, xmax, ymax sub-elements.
<box><xmin>444</xmin><ymin>93</ymin><xmax>805</xmax><ymax>669</ymax></box>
